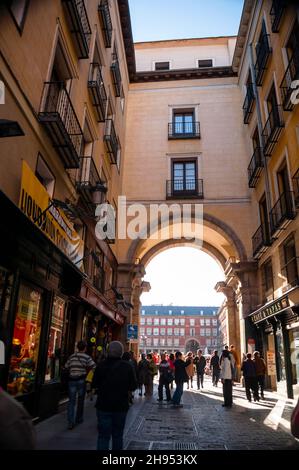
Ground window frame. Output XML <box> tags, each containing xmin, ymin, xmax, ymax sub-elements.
<box><xmin>7</xmin><ymin>0</ymin><xmax>30</xmax><ymax>34</ymax></box>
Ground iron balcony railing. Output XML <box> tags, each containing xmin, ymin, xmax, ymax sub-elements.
<box><xmin>243</xmin><ymin>84</ymin><xmax>255</xmax><ymax>124</ymax></box>
<box><xmin>262</xmin><ymin>105</ymin><xmax>284</xmax><ymax>156</ymax></box>
<box><xmin>38</xmin><ymin>81</ymin><xmax>83</xmax><ymax>169</ymax></box>
<box><xmin>168</xmin><ymin>122</ymin><xmax>201</xmax><ymax>139</ymax></box>
<box><xmin>62</xmin><ymin>0</ymin><xmax>91</xmax><ymax>59</ymax></box>
<box><xmin>270</xmin><ymin>191</ymin><xmax>296</xmax><ymax>236</ymax></box>
<box><xmin>254</xmin><ymin>34</ymin><xmax>272</xmax><ymax>86</ymax></box>
<box><xmin>98</xmin><ymin>0</ymin><xmax>113</xmax><ymax>48</ymax></box>
<box><xmin>270</xmin><ymin>0</ymin><xmax>286</xmax><ymax>33</ymax></box>
<box><xmin>76</xmin><ymin>156</ymin><xmax>106</xmax><ymax>208</ymax></box>
<box><xmin>248</xmin><ymin>147</ymin><xmax>263</xmax><ymax>188</ymax></box>
<box><xmin>280</xmin><ymin>52</ymin><xmax>299</xmax><ymax>111</ymax></box>
<box><xmin>104</xmin><ymin>119</ymin><xmax>119</xmax><ymax>164</ymax></box>
<box><xmin>111</xmin><ymin>53</ymin><xmax>122</xmax><ymax>97</ymax></box>
<box><xmin>292</xmin><ymin>169</ymin><xmax>299</xmax><ymax>208</ymax></box>
<box><xmin>252</xmin><ymin>223</ymin><xmax>271</xmax><ymax>259</ymax></box>
<box><xmin>166</xmin><ymin>179</ymin><xmax>204</xmax><ymax>199</ymax></box>
<box><xmin>88</xmin><ymin>63</ymin><xmax>107</xmax><ymax>122</ymax></box>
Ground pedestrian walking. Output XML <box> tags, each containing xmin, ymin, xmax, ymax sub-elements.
<box><xmin>168</xmin><ymin>353</ymin><xmax>175</xmax><ymax>390</ymax></box>
<box><xmin>157</xmin><ymin>353</ymin><xmax>172</xmax><ymax>402</ymax></box>
<box><xmin>185</xmin><ymin>352</ymin><xmax>195</xmax><ymax>389</ymax></box>
<box><xmin>145</xmin><ymin>353</ymin><xmax>157</xmax><ymax>396</ymax></box>
<box><xmin>210</xmin><ymin>350</ymin><xmax>221</xmax><ymax>386</ymax></box>
<box><xmin>253</xmin><ymin>351</ymin><xmax>267</xmax><ymax>399</ymax></box>
<box><xmin>220</xmin><ymin>349</ymin><xmax>233</xmax><ymax>407</ymax></box>
<box><xmin>137</xmin><ymin>353</ymin><xmax>150</xmax><ymax>396</ymax></box>
<box><xmin>193</xmin><ymin>349</ymin><xmax>206</xmax><ymax>390</ymax></box>
<box><xmin>171</xmin><ymin>351</ymin><xmax>189</xmax><ymax>408</ymax></box>
<box><xmin>230</xmin><ymin>344</ymin><xmax>240</xmax><ymax>382</ymax></box>
<box><xmin>241</xmin><ymin>352</ymin><xmax>259</xmax><ymax>402</ymax></box>
<box><xmin>0</xmin><ymin>387</ymin><xmax>36</xmax><ymax>449</ymax></box>
<box><xmin>64</xmin><ymin>340</ymin><xmax>96</xmax><ymax>430</ymax></box>
<box><xmin>92</xmin><ymin>341</ymin><xmax>137</xmax><ymax>450</ymax></box>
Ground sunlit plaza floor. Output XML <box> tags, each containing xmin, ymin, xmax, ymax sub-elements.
<box><xmin>36</xmin><ymin>375</ymin><xmax>299</xmax><ymax>450</ymax></box>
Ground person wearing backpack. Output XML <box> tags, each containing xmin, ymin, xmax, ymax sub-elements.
<box><xmin>64</xmin><ymin>340</ymin><xmax>96</xmax><ymax>430</ymax></box>
<box><xmin>92</xmin><ymin>341</ymin><xmax>137</xmax><ymax>450</ymax></box>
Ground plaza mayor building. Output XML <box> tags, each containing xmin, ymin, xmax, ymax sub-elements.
<box><xmin>0</xmin><ymin>0</ymin><xmax>299</xmax><ymax>422</ymax></box>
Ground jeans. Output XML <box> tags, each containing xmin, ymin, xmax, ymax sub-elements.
<box><xmin>223</xmin><ymin>379</ymin><xmax>233</xmax><ymax>406</ymax></box>
<box><xmin>158</xmin><ymin>379</ymin><xmax>171</xmax><ymax>401</ymax></box>
<box><xmin>67</xmin><ymin>379</ymin><xmax>86</xmax><ymax>425</ymax></box>
<box><xmin>257</xmin><ymin>375</ymin><xmax>265</xmax><ymax>397</ymax></box>
<box><xmin>196</xmin><ymin>371</ymin><xmax>204</xmax><ymax>388</ymax></box>
<box><xmin>172</xmin><ymin>381</ymin><xmax>184</xmax><ymax>404</ymax></box>
<box><xmin>97</xmin><ymin>410</ymin><xmax>127</xmax><ymax>450</ymax></box>
<box><xmin>212</xmin><ymin>369</ymin><xmax>220</xmax><ymax>386</ymax></box>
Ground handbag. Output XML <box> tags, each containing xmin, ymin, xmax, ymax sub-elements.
<box><xmin>291</xmin><ymin>398</ymin><xmax>299</xmax><ymax>439</ymax></box>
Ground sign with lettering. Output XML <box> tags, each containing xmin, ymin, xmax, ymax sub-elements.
<box><xmin>127</xmin><ymin>324</ymin><xmax>138</xmax><ymax>341</ymax></box>
<box><xmin>266</xmin><ymin>351</ymin><xmax>276</xmax><ymax>376</ymax></box>
<box><xmin>251</xmin><ymin>296</ymin><xmax>290</xmax><ymax>324</ymax></box>
<box><xmin>19</xmin><ymin>161</ymin><xmax>84</xmax><ymax>269</ymax></box>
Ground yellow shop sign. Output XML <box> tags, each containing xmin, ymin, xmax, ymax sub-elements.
<box><xmin>19</xmin><ymin>161</ymin><xmax>84</xmax><ymax>269</ymax></box>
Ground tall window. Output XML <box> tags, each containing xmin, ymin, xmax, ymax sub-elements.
<box><xmin>261</xmin><ymin>258</ymin><xmax>274</xmax><ymax>301</ymax></box>
<box><xmin>172</xmin><ymin>161</ymin><xmax>196</xmax><ymax>192</ymax></box>
<box><xmin>155</xmin><ymin>61</ymin><xmax>170</xmax><ymax>71</ymax></box>
<box><xmin>281</xmin><ymin>235</ymin><xmax>298</xmax><ymax>287</ymax></box>
<box><xmin>173</xmin><ymin>111</ymin><xmax>195</xmax><ymax>135</ymax></box>
<box><xmin>190</xmin><ymin>319</ymin><xmax>195</xmax><ymax>326</ymax></box>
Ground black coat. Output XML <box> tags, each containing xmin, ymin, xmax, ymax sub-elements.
<box><xmin>92</xmin><ymin>357</ymin><xmax>137</xmax><ymax>412</ymax></box>
<box><xmin>174</xmin><ymin>358</ymin><xmax>188</xmax><ymax>383</ymax></box>
<box><xmin>193</xmin><ymin>355</ymin><xmax>206</xmax><ymax>373</ymax></box>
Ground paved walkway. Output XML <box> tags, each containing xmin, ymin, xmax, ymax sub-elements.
<box><xmin>36</xmin><ymin>377</ymin><xmax>299</xmax><ymax>450</ymax></box>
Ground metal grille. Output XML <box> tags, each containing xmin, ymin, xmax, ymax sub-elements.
<box><xmin>175</xmin><ymin>442</ymin><xmax>198</xmax><ymax>450</ymax></box>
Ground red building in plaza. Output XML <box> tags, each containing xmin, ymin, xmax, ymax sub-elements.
<box><xmin>139</xmin><ymin>306</ymin><xmax>221</xmax><ymax>355</ymax></box>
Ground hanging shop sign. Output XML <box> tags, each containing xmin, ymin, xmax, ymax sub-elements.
<box><xmin>127</xmin><ymin>324</ymin><xmax>138</xmax><ymax>341</ymax></box>
<box><xmin>19</xmin><ymin>161</ymin><xmax>84</xmax><ymax>269</ymax></box>
<box><xmin>251</xmin><ymin>296</ymin><xmax>290</xmax><ymax>324</ymax></box>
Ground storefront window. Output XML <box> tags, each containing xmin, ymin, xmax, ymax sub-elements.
<box><xmin>45</xmin><ymin>296</ymin><xmax>65</xmax><ymax>381</ymax></box>
<box><xmin>0</xmin><ymin>267</ymin><xmax>14</xmax><ymax>329</ymax></box>
<box><xmin>289</xmin><ymin>327</ymin><xmax>299</xmax><ymax>400</ymax></box>
<box><xmin>7</xmin><ymin>283</ymin><xmax>43</xmax><ymax>396</ymax></box>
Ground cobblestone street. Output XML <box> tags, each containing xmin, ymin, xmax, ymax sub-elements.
<box><xmin>36</xmin><ymin>377</ymin><xmax>299</xmax><ymax>451</ymax></box>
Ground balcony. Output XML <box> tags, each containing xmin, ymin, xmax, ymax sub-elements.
<box><xmin>38</xmin><ymin>81</ymin><xmax>83</xmax><ymax>169</ymax></box>
<box><xmin>280</xmin><ymin>53</ymin><xmax>299</xmax><ymax>111</ymax></box>
<box><xmin>292</xmin><ymin>169</ymin><xmax>299</xmax><ymax>208</ymax></box>
<box><xmin>98</xmin><ymin>0</ymin><xmax>112</xmax><ymax>48</ymax></box>
<box><xmin>243</xmin><ymin>85</ymin><xmax>255</xmax><ymax>124</ymax></box>
<box><xmin>168</xmin><ymin>122</ymin><xmax>201</xmax><ymax>139</ymax></box>
<box><xmin>254</xmin><ymin>34</ymin><xmax>272</xmax><ymax>86</ymax></box>
<box><xmin>252</xmin><ymin>224</ymin><xmax>272</xmax><ymax>259</ymax></box>
<box><xmin>88</xmin><ymin>63</ymin><xmax>107</xmax><ymax>122</ymax></box>
<box><xmin>262</xmin><ymin>105</ymin><xmax>284</xmax><ymax>156</ymax></box>
<box><xmin>248</xmin><ymin>147</ymin><xmax>263</xmax><ymax>188</ymax></box>
<box><xmin>110</xmin><ymin>54</ymin><xmax>122</xmax><ymax>97</ymax></box>
<box><xmin>76</xmin><ymin>157</ymin><xmax>106</xmax><ymax>209</ymax></box>
<box><xmin>104</xmin><ymin>119</ymin><xmax>119</xmax><ymax>164</ymax></box>
<box><xmin>62</xmin><ymin>0</ymin><xmax>91</xmax><ymax>59</ymax></box>
<box><xmin>270</xmin><ymin>191</ymin><xmax>296</xmax><ymax>237</ymax></box>
<box><xmin>270</xmin><ymin>0</ymin><xmax>286</xmax><ymax>33</ymax></box>
<box><xmin>166</xmin><ymin>179</ymin><xmax>204</xmax><ymax>199</ymax></box>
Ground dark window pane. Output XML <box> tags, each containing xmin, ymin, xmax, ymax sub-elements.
<box><xmin>198</xmin><ymin>59</ymin><xmax>213</xmax><ymax>68</ymax></box>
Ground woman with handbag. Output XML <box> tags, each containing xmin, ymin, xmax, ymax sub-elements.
<box><xmin>64</xmin><ymin>340</ymin><xmax>96</xmax><ymax>429</ymax></box>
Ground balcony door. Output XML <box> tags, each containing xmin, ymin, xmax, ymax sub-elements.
<box><xmin>172</xmin><ymin>161</ymin><xmax>196</xmax><ymax>192</ymax></box>
<box><xmin>286</xmin><ymin>20</ymin><xmax>299</xmax><ymax>64</ymax></box>
<box><xmin>277</xmin><ymin>162</ymin><xmax>292</xmax><ymax>218</ymax></box>
<box><xmin>173</xmin><ymin>111</ymin><xmax>195</xmax><ymax>135</ymax></box>
<box><xmin>267</xmin><ymin>85</ymin><xmax>279</xmax><ymax>128</ymax></box>
<box><xmin>259</xmin><ymin>194</ymin><xmax>270</xmax><ymax>243</ymax></box>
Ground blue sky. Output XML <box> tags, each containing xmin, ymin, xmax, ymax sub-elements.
<box><xmin>128</xmin><ymin>0</ymin><xmax>244</xmax><ymax>42</ymax></box>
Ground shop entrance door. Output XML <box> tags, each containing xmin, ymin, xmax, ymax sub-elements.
<box><xmin>289</xmin><ymin>326</ymin><xmax>299</xmax><ymax>400</ymax></box>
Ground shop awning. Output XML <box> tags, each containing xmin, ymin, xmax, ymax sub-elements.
<box><xmin>80</xmin><ymin>280</ymin><xmax>125</xmax><ymax>325</ymax></box>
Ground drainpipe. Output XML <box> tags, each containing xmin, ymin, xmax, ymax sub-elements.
<box><xmin>249</xmin><ymin>43</ymin><xmax>272</xmax><ymax>214</ymax></box>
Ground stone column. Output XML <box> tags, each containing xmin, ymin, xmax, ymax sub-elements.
<box><xmin>215</xmin><ymin>282</ymin><xmax>239</xmax><ymax>349</ymax></box>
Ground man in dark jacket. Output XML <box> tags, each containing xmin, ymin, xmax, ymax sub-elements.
<box><xmin>171</xmin><ymin>351</ymin><xmax>188</xmax><ymax>407</ymax></box>
<box><xmin>158</xmin><ymin>353</ymin><xmax>171</xmax><ymax>402</ymax></box>
<box><xmin>92</xmin><ymin>341</ymin><xmax>137</xmax><ymax>450</ymax></box>
<box><xmin>193</xmin><ymin>349</ymin><xmax>206</xmax><ymax>390</ymax></box>
<box><xmin>210</xmin><ymin>350</ymin><xmax>220</xmax><ymax>387</ymax></box>
<box><xmin>0</xmin><ymin>387</ymin><xmax>35</xmax><ymax>449</ymax></box>
<box><xmin>241</xmin><ymin>352</ymin><xmax>259</xmax><ymax>402</ymax></box>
